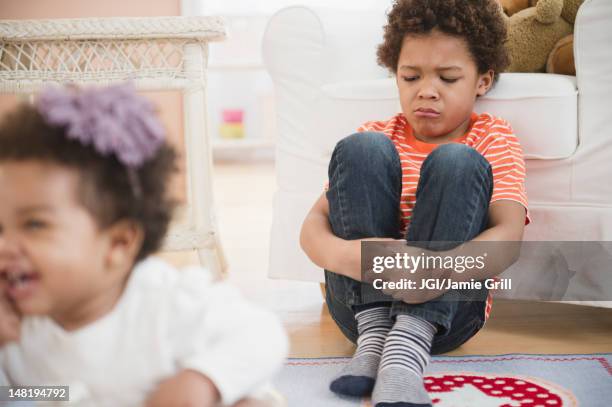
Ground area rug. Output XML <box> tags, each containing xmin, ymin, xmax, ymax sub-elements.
<box><xmin>273</xmin><ymin>353</ymin><xmax>612</xmax><ymax>407</ymax></box>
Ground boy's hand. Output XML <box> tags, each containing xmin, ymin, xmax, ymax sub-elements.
<box><xmin>336</xmin><ymin>237</ymin><xmax>401</xmax><ymax>281</ymax></box>
<box><xmin>145</xmin><ymin>369</ymin><xmax>221</xmax><ymax>407</ymax></box>
<box><xmin>0</xmin><ymin>293</ymin><xmax>21</xmax><ymax>346</ymax></box>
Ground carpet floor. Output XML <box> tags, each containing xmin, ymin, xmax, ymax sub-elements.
<box><xmin>274</xmin><ymin>353</ymin><xmax>612</xmax><ymax>407</ymax></box>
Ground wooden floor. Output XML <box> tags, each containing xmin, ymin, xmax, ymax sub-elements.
<box><xmin>160</xmin><ymin>160</ymin><xmax>612</xmax><ymax>358</ymax></box>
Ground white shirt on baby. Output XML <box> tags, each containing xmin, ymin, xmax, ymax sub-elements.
<box><xmin>0</xmin><ymin>258</ymin><xmax>288</xmax><ymax>406</ymax></box>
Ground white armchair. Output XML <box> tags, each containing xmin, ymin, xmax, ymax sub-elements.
<box><xmin>263</xmin><ymin>1</ymin><xmax>612</xmax><ymax>304</ymax></box>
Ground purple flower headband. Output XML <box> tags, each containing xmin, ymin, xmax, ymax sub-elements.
<box><xmin>35</xmin><ymin>82</ymin><xmax>166</xmax><ymax>168</ymax></box>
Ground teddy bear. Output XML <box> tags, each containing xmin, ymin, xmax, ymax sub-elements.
<box><xmin>502</xmin><ymin>0</ymin><xmax>584</xmax><ymax>74</ymax></box>
<box><xmin>546</xmin><ymin>34</ymin><xmax>575</xmax><ymax>74</ymax></box>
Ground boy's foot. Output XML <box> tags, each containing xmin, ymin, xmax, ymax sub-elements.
<box><xmin>373</xmin><ymin>368</ymin><xmax>432</xmax><ymax>407</ymax></box>
<box><xmin>329</xmin><ymin>306</ymin><xmax>392</xmax><ymax>397</ymax></box>
<box><xmin>372</xmin><ymin>314</ymin><xmax>436</xmax><ymax>407</ymax></box>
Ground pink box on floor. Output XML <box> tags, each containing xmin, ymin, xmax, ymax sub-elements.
<box><xmin>222</xmin><ymin>109</ymin><xmax>244</xmax><ymax>124</ymax></box>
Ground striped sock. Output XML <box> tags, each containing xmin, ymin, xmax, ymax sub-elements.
<box><xmin>330</xmin><ymin>306</ymin><xmax>392</xmax><ymax>397</ymax></box>
<box><xmin>372</xmin><ymin>314</ymin><xmax>437</xmax><ymax>407</ymax></box>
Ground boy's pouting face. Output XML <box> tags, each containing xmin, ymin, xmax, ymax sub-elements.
<box><xmin>396</xmin><ymin>29</ymin><xmax>494</xmax><ymax>144</ymax></box>
<box><xmin>0</xmin><ymin>161</ymin><xmax>134</xmax><ymax>330</ymax></box>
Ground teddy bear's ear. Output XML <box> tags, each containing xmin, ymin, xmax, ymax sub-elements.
<box><xmin>535</xmin><ymin>0</ymin><xmax>564</xmax><ymax>24</ymax></box>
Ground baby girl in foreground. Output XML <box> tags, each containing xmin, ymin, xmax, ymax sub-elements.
<box><xmin>0</xmin><ymin>84</ymin><xmax>288</xmax><ymax>406</ymax></box>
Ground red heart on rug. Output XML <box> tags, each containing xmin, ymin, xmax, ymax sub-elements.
<box><xmin>425</xmin><ymin>373</ymin><xmax>577</xmax><ymax>406</ymax></box>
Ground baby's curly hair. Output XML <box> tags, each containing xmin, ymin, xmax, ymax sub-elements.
<box><xmin>377</xmin><ymin>0</ymin><xmax>509</xmax><ymax>83</ymax></box>
<box><xmin>0</xmin><ymin>104</ymin><xmax>178</xmax><ymax>262</ymax></box>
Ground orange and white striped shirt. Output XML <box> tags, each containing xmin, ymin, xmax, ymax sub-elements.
<box><xmin>357</xmin><ymin>112</ymin><xmax>529</xmax><ymax>320</ymax></box>
<box><xmin>358</xmin><ymin>112</ymin><xmax>529</xmax><ymax>231</ymax></box>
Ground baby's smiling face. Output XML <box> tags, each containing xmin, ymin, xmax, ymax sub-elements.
<box><xmin>0</xmin><ymin>160</ymin><xmax>130</xmax><ymax>330</ymax></box>
<box><xmin>396</xmin><ymin>29</ymin><xmax>494</xmax><ymax>144</ymax></box>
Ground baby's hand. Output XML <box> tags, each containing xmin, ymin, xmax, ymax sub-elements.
<box><xmin>0</xmin><ymin>294</ymin><xmax>20</xmax><ymax>346</ymax></box>
<box><xmin>145</xmin><ymin>369</ymin><xmax>220</xmax><ymax>407</ymax></box>
<box><xmin>233</xmin><ymin>398</ymin><xmax>278</xmax><ymax>407</ymax></box>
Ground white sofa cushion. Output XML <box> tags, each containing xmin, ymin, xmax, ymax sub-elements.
<box><xmin>477</xmin><ymin>73</ymin><xmax>577</xmax><ymax>160</ymax></box>
<box><xmin>315</xmin><ymin>73</ymin><xmax>577</xmax><ymax>160</ymax></box>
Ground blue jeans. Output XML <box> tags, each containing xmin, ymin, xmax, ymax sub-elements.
<box><xmin>324</xmin><ymin>132</ymin><xmax>493</xmax><ymax>354</ymax></box>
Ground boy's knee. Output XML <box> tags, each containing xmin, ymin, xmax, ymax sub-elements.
<box><xmin>429</xmin><ymin>143</ymin><xmax>480</xmax><ymax>161</ymax></box>
<box><xmin>333</xmin><ymin>132</ymin><xmax>397</xmax><ymax>166</ymax></box>
<box><xmin>423</xmin><ymin>144</ymin><xmax>489</xmax><ymax>176</ymax></box>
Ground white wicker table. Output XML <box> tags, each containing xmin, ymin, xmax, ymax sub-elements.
<box><xmin>0</xmin><ymin>16</ymin><xmax>228</xmax><ymax>275</ymax></box>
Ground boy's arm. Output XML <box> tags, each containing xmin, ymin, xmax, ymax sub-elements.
<box><xmin>300</xmin><ymin>193</ymin><xmax>526</xmax><ymax>300</ymax></box>
<box><xmin>376</xmin><ymin>200</ymin><xmax>526</xmax><ymax>304</ymax></box>
<box><xmin>477</xmin><ymin>200</ymin><xmax>526</xmax><ymax>240</ymax></box>
<box><xmin>427</xmin><ymin>200</ymin><xmax>526</xmax><ymax>301</ymax></box>
<box><xmin>299</xmin><ymin>193</ymin><xmax>363</xmax><ymax>280</ymax></box>
<box><xmin>471</xmin><ymin>199</ymin><xmax>526</xmax><ymax>276</ymax></box>
<box><xmin>439</xmin><ymin>200</ymin><xmax>526</xmax><ymax>282</ymax></box>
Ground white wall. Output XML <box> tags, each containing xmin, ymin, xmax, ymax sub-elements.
<box><xmin>183</xmin><ymin>0</ymin><xmax>393</xmax><ymax>154</ymax></box>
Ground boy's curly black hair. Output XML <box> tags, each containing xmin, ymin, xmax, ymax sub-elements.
<box><xmin>0</xmin><ymin>104</ymin><xmax>178</xmax><ymax>262</ymax></box>
<box><xmin>377</xmin><ymin>0</ymin><xmax>509</xmax><ymax>83</ymax></box>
